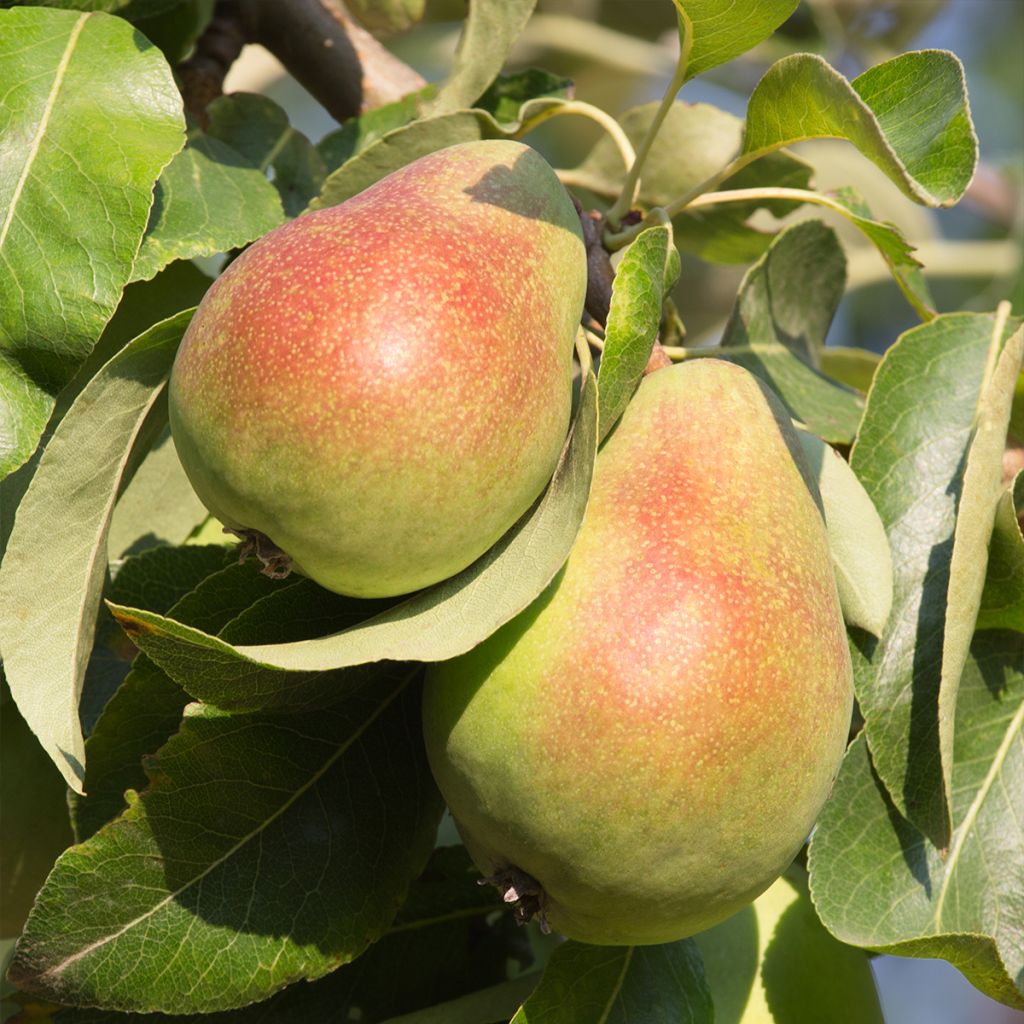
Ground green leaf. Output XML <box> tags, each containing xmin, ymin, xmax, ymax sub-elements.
<box><xmin>131</xmin><ymin>135</ymin><xmax>285</xmax><ymax>282</ymax></box>
<box><xmin>695</xmin><ymin>866</ymin><xmax>883</xmax><ymax>1024</ymax></box>
<box><xmin>206</xmin><ymin>93</ymin><xmax>326</xmax><ymax>217</ymax></box>
<box><xmin>0</xmin><ymin>310</ymin><xmax>193</xmax><ymax>793</ymax></box>
<box><xmin>44</xmin><ymin>846</ymin><xmax>529</xmax><ymax>1023</ymax></box>
<box><xmin>0</xmin><ymin>681</ymin><xmax>73</xmax><ymax>938</ymax></box>
<box><xmin>977</xmin><ymin>472</ymin><xmax>1024</xmax><ymax>631</ymax></box>
<box><xmin>684</xmin><ymin>222</ymin><xmax>864</xmax><ymax>444</ymax></box>
<box><xmin>314</xmin><ymin>110</ymin><xmax>493</xmax><ymax>209</ymax></box>
<box><xmin>511</xmin><ymin>938</ymin><xmax>712</xmax><ymax>1023</ymax></box>
<box><xmin>0</xmin><ymin>7</ymin><xmax>184</xmax><ymax>476</ymax></box>
<box><xmin>475</xmin><ymin>68</ymin><xmax>574</xmax><ymax>124</ymax></box>
<box><xmin>131</xmin><ymin>0</ymin><xmax>214</xmax><ymax>66</ymax></box>
<box><xmin>1</xmin><ymin>259</ymin><xmax>210</xmax><ymax>560</ymax></box>
<box><xmin>824</xmin><ymin>187</ymin><xmax>934</xmax><ymax>319</ymax></box>
<box><xmin>109</xmin><ymin>348</ymin><xmax>598</xmax><ymax>687</ymax></box>
<box><xmin>675</xmin><ymin>150</ymin><xmax>814</xmax><ymax>265</ymax></box>
<box><xmin>797</xmin><ymin>430</ymin><xmax>893</xmax><ymax>636</ymax></box>
<box><xmin>317</xmin><ymin>87</ymin><xmax>433</xmax><ymax>175</ymax></box>
<box><xmin>820</xmin><ymin>346</ymin><xmax>881</xmax><ymax>394</ymax></box>
<box><xmin>570</xmin><ymin>100</ymin><xmax>813</xmax><ymax>264</ymax></box>
<box><xmin>15</xmin><ymin>1</ymin><xmax>190</xmax><ymax>17</ymax></box>
<box><xmin>314</xmin><ymin>94</ymin><xmax>577</xmax><ymax>210</ymax></box>
<box><xmin>572</xmin><ymin>101</ymin><xmax>743</xmax><ymax>207</ymax></box>
<box><xmin>107</xmin><ymin>429</ymin><xmax>208</xmax><ymax>559</ymax></box>
<box><xmin>9</xmin><ymin>675</ymin><xmax>444</xmax><ymax>1014</ymax></box>
<box><xmin>724</xmin><ymin>220</ymin><xmax>845</xmax><ymax>366</ymax></box>
<box><xmin>744</xmin><ymin>51</ymin><xmax>977</xmax><ymax>207</ymax></box>
<box><xmin>673</xmin><ymin>0</ymin><xmax>799</xmax><ymax>82</ymax></box>
<box><xmin>423</xmin><ymin>0</ymin><xmax>537</xmax><ymax>117</ymax></box>
<box><xmin>70</xmin><ymin>550</ymin><xmax>272</xmax><ymax>843</ymax></box>
<box><xmin>598</xmin><ymin>223</ymin><xmax>679</xmax><ymax>442</ymax></box>
<box><xmin>849</xmin><ymin>312</ymin><xmax>1023</xmax><ymax>848</ymax></box>
<box><xmin>808</xmin><ymin>630</ymin><xmax>1024</xmax><ymax>1009</ymax></box>
<box><xmin>939</xmin><ymin>321</ymin><xmax>1024</xmax><ymax>817</ymax></box>
<box><xmin>1010</xmin><ymin>370</ymin><xmax>1024</xmax><ymax>441</ymax></box>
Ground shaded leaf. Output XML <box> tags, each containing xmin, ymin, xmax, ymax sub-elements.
<box><xmin>314</xmin><ymin>110</ymin><xmax>496</xmax><ymax>209</ymax></box>
<box><xmin>511</xmin><ymin>938</ymin><xmax>712</xmax><ymax>1023</ymax></box>
<box><xmin>0</xmin><ymin>7</ymin><xmax>183</xmax><ymax>476</ymax></box>
<box><xmin>206</xmin><ymin>92</ymin><xmax>326</xmax><ymax>217</ymax></box>
<box><xmin>9</xmin><ymin>675</ymin><xmax>444</xmax><ymax>1014</ymax></box>
<box><xmin>797</xmin><ymin>430</ymin><xmax>892</xmax><ymax>636</ymax></box>
<box><xmin>820</xmin><ymin>346</ymin><xmax>881</xmax><ymax>394</ymax></box>
<box><xmin>131</xmin><ymin>135</ymin><xmax>285</xmax><ymax>282</ymax></box>
<box><xmin>744</xmin><ymin>51</ymin><xmax>977</xmax><ymax>207</ymax></box>
<box><xmin>424</xmin><ymin>0</ymin><xmax>537</xmax><ymax>117</ymax></box>
<box><xmin>107</xmin><ymin>429</ymin><xmax>208</xmax><ymax>559</ymax></box>
<box><xmin>13</xmin><ymin>1</ymin><xmax>189</xmax><ymax>16</ymax></box>
<box><xmin>313</xmin><ymin>93</ymin><xmax>575</xmax><ymax>211</ymax></box>
<box><xmin>673</xmin><ymin>0</ymin><xmax>799</xmax><ymax>83</ymax></box>
<box><xmin>683</xmin><ymin>222</ymin><xmax>864</xmax><ymax>444</ymax></box>
<box><xmin>317</xmin><ymin>87</ymin><xmax>433</xmax><ymax>175</ymax></box>
<box><xmin>108</xmin><ymin>344</ymin><xmax>598</xmax><ymax>685</ymax></box>
<box><xmin>131</xmin><ymin>0</ymin><xmax>214</xmax><ymax>65</ymax></box>
<box><xmin>598</xmin><ymin>223</ymin><xmax>679</xmax><ymax>441</ymax></box>
<box><xmin>44</xmin><ymin>847</ymin><xmax>529</xmax><ymax>1023</ymax></box>
<box><xmin>849</xmin><ymin>312</ymin><xmax>1023</xmax><ymax>848</ymax></box>
<box><xmin>695</xmin><ymin>866</ymin><xmax>883</xmax><ymax>1024</ymax></box>
<box><xmin>0</xmin><ymin>681</ymin><xmax>73</xmax><ymax>938</ymax></box>
<box><xmin>70</xmin><ymin>545</ymin><xmax>246</xmax><ymax>842</ymax></box>
<box><xmin>808</xmin><ymin>630</ymin><xmax>1024</xmax><ymax>1009</ymax></box>
<box><xmin>939</xmin><ymin>322</ymin><xmax>1024</xmax><ymax>811</ymax></box>
<box><xmin>0</xmin><ymin>310</ymin><xmax>193</xmax><ymax>793</ymax></box>
<box><xmin>378</xmin><ymin>976</ymin><xmax>541</xmax><ymax>1024</ymax></box>
<box><xmin>475</xmin><ymin>68</ymin><xmax>574</xmax><ymax>124</ymax></box>
<box><xmin>977</xmin><ymin>472</ymin><xmax>1024</xmax><ymax>632</ymax></box>
<box><xmin>723</xmin><ymin>220</ymin><xmax>845</xmax><ymax>365</ymax></box>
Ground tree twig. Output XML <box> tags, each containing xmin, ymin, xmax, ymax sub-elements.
<box><xmin>177</xmin><ymin>0</ymin><xmax>247</xmax><ymax>126</ymax></box>
<box><xmin>237</xmin><ymin>0</ymin><xmax>427</xmax><ymax>124</ymax></box>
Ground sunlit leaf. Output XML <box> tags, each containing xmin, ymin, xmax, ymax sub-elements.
<box><xmin>0</xmin><ymin>7</ymin><xmax>183</xmax><ymax>475</ymax></box>
<box><xmin>809</xmin><ymin>630</ymin><xmax>1024</xmax><ymax>1009</ymax></box>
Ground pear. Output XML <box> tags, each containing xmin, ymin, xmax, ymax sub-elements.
<box><xmin>422</xmin><ymin>359</ymin><xmax>853</xmax><ymax>945</ymax></box>
<box><xmin>169</xmin><ymin>140</ymin><xmax>586</xmax><ymax>597</ymax></box>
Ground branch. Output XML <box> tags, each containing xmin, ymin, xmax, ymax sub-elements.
<box><xmin>237</xmin><ymin>0</ymin><xmax>427</xmax><ymax>124</ymax></box>
<box><xmin>177</xmin><ymin>0</ymin><xmax>247</xmax><ymax>126</ymax></box>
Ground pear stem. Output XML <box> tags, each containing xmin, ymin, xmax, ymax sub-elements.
<box><xmin>603</xmin><ymin>151</ymin><xmax>760</xmax><ymax>250</ymax></box>
<box><xmin>603</xmin><ymin>12</ymin><xmax>693</xmax><ymax>233</ymax></box>
<box><xmin>518</xmin><ymin>101</ymin><xmax>636</xmax><ymax>180</ymax></box>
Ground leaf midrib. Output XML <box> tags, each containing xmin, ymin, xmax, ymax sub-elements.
<box><xmin>0</xmin><ymin>13</ymin><xmax>86</xmax><ymax>251</ymax></box>
<box><xmin>932</xmin><ymin>696</ymin><xmax>1024</xmax><ymax>928</ymax></box>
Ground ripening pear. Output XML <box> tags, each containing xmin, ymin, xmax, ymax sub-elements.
<box><xmin>423</xmin><ymin>359</ymin><xmax>854</xmax><ymax>945</ymax></box>
<box><xmin>169</xmin><ymin>140</ymin><xmax>586</xmax><ymax>597</ymax></box>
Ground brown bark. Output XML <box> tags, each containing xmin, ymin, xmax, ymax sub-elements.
<box><xmin>237</xmin><ymin>0</ymin><xmax>427</xmax><ymax>123</ymax></box>
<box><xmin>178</xmin><ymin>0</ymin><xmax>427</xmax><ymax>126</ymax></box>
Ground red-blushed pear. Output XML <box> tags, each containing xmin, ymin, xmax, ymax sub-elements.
<box><xmin>168</xmin><ymin>140</ymin><xmax>586</xmax><ymax>597</ymax></box>
<box><xmin>422</xmin><ymin>359</ymin><xmax>854</xmax><ymax>945</ymax></box>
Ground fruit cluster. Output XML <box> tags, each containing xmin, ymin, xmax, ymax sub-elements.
<box><xmin>169</xmin><ymin>139</ymin><xmax>854</xmax><ymax>946</ymax></box>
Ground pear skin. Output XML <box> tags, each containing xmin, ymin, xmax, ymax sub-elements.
<box><xmin>423</xmin><ymin>359</ymin><xmax>853</xmax><ymax>945</ymax></box>
<box><xmin>169</xmin><ymin>140</ymin><xmax>586</xmax><ymax>597</ymax></box>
